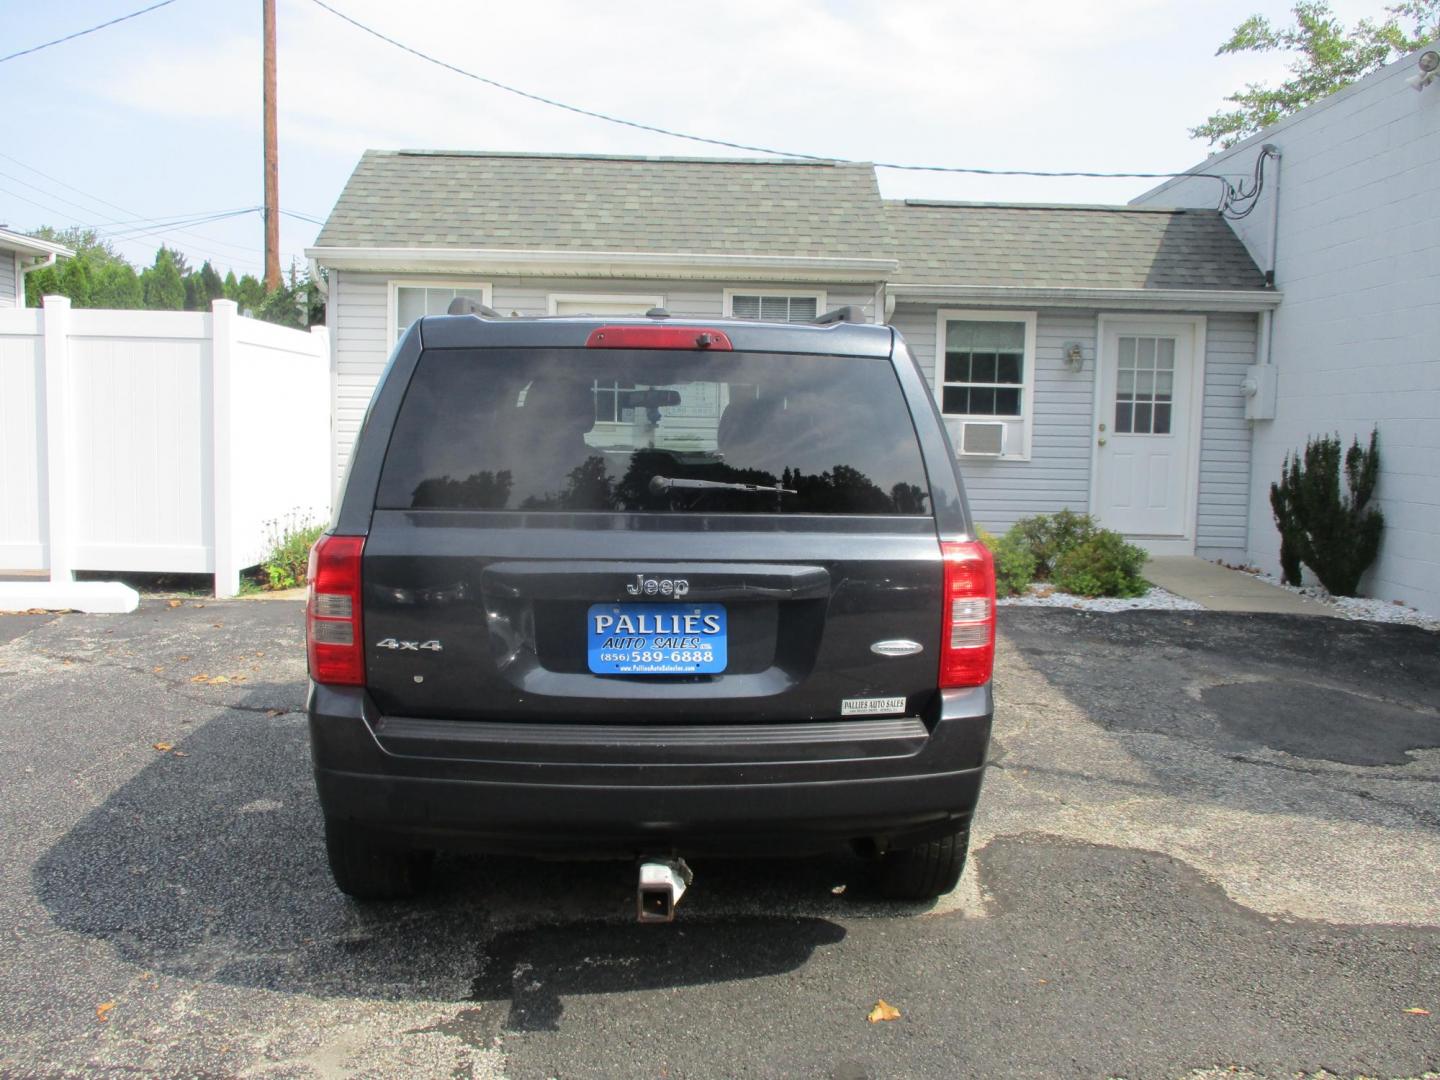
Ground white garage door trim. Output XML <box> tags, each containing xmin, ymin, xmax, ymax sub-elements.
<box><xmin>1089</xmin><ymin>313</ymin><xmax>1207</xmax><ymax>556</ymax></box>
<box><xmin>548</xmin><ymin>293</ymin><xmax>665</xmax><ymax>315</ymax></box>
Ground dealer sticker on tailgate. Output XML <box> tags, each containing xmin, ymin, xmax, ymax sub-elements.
<box><xmin>587</xmin><ymin>603</ymin><xmax>727</xmax><ymax>675</ymax></box>
<box><xmin>841</xmin><ymin>696</ymin><xmax>908</xmax><ymax>716</ymax></box>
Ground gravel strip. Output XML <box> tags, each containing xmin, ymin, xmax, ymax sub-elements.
<box><xmin>998</xmin><ymin>585</ymin><xmax>1205</xmax><ymax>612</ymax></box>
<box><xmin>1224</xmin><ymin>565</ymin><xmax>1440</xmax><ymax>631</ymax></box>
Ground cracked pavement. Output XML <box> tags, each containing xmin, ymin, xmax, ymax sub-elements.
<box><xmin>0</xmin><ymin>600</ymin><xmax>1436</xmax><ymax>1078</ymax></box>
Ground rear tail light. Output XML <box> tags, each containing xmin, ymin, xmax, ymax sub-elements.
<box><xmin>585</xmin><ymin>326</ymin><xmax>733</xmax><ymax>350</ymax></box>
<box><xmin>939</xmin><ymin>539</ymin><xmax>996</xmax><ymax>688</ymax></box>
<box><xmin>306</xmin><ymin>534</ymin><xmax>365</xmax><ymax>686</ymax></box>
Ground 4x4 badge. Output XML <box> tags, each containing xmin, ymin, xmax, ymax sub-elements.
<box><xmin>377</xmin><ymin>638</ymin><xmax>443</xmax><ymax>652</ymax></box>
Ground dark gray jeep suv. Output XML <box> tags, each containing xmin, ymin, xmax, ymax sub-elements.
<box><xmin>306</xmin><ymin>306</ymin><xmax>995</xmax><ymax>912</ymax></box>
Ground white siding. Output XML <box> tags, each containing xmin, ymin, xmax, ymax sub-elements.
<box><xmin>328</xmin><ymin>271</ymin><xmax>878</xmax><ymax>485</ymax></box>
<box><xmin>893</xmin><ymin>305</ymin><xmax>1094</xmax><ymax>530</ymax></box>
<box><xmin>0</xmin><ymin>252</ymin><xmax>19</xmax><ymax>308</ymax></box>
<box><xmin>1196</xmin><ymin>313</ymin><xmax>1256</xmax><ymax>557</ymax></box>
<box><xmin>895</xmin><ymin>302</ymin><xmax>1255</xmax><ymax>553</ymax></box>
<box><xmin>1135</xmin><ymin>47</ymin><xmax>1440</xmax><ymax>611</ymax></box>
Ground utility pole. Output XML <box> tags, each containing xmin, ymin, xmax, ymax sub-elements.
<box><xmin>262</xmin><ymin>0</ymin><xmax>280</xmax><ymax>291</ymax></box>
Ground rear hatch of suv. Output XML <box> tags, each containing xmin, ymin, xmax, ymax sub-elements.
<box><xmin>360</xmin><ymin>327</ymin><xmax>949</xmax><ymax>724</ymax></box>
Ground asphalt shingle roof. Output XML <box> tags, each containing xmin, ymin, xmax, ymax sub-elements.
<box><xmin>884</xmin><ymin>200</ymin><xmax>1267</xmax><ymax>290</ymax></box>
<box><xmin>315</xmin><ymin>151</ymin><xmax>1267</xmax><ymax>292</ymax></box>
<box><xmin>315</xmin><ymin>151</ymin><xmax>889</xmax><ymax>259</ymax></box>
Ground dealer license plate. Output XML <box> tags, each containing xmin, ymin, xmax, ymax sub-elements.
<box><xmin>587</xmin><ymin>602</ymin><xmax>727</xmax><ymax>675</ymax></box>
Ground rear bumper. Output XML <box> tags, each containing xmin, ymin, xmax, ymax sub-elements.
<box><xmin>307</xmin><ymin>684</ymin><xmax>992</xmax><ymax>856</ymax></box>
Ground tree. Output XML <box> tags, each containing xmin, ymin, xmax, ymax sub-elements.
<box><xmin>141</xmin><ymin>248</ymin><xmax>186</xmax><ymax>310</ymax></box>
<box><xmin>199</xmin><ymin>261</ymin><xmax>225</xmax><ymax>307</ymax></box>
<box><xmin>1269</xmin><ymin>429</ymin><xmax>1384</xmax><ymax>595</ymax></box>
<box><xmin>57</xmin><ymin>257</ymin><xmax>94</xmax><ymax>307</ymax></box>
<box><xmin>23</xmin><ymin>226</ymin><xmax>127</xmax><ymax>306</ymax></box>
<box><xmin>91</xmin><ymin>262</ymin><xmax>143</xmax><ymax>309</ymax></box>
<box><xmin>1192</xmin><ymin>0</ymin><xmax>1440</xmax><ymax>148</ymax></box>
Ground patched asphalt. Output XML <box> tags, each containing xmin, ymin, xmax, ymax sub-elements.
<box><xmin>0</xmin><ymin>601</ymin><xmax>1436</xmax><ymax>1078</ymax></box>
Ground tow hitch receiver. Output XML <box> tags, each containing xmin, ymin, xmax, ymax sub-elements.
<box><xmin>637</xmin><ymin>858</ymin><xmax>693</xmax><ymax>923</ymax></box>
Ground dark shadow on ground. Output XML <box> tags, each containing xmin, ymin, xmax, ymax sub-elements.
<box><xmin>32</xmin><ymin>686</ymin><xmax>858</xmax><ymax>1006</ymax></box>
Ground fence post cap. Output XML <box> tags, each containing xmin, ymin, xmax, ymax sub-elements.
<box><xmin>41</xmin><ymin>294</ymin><xmax>71</xmax><ymax>310</ymax></box>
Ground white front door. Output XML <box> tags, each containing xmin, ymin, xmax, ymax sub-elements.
<box><xmin>1093</xmin><ymin>320</ymin><xmax>1200</xmax><ymax>541</ymax></box>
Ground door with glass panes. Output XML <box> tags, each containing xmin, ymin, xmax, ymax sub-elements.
<box><xmin>1094</xmin><ymin>320</ymin><xmax>1198</xmax><ymax>539</ymax></box>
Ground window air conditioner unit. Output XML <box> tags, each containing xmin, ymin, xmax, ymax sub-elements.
<box><xmin>960</xmin><ymin>421</ymin><xmax>1007</xmax><ymax>457</ymax></box>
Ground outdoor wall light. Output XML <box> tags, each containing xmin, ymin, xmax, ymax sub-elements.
<box><xmin>1063</xmin><ymin>341</ymin><xmax>1086</xmax><ymax>372</ymax></box>
<box><xmin>1408</xmin><ymin>50</ymin><xmax>1439</xmax><ymax>91</ymax></box>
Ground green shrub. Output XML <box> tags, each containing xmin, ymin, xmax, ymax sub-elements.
<box><xmin>1051</xmin><ymin>531</ymin><xmax>1149</xmax><ymax>598</ymax></box>
<box><xmin>1009</xmin><ymin>509</ymin><xmax>1099</xmax><ymax>580</ymax></box>
<box><xmin>1269</xmin><ymin>429</ymin><xmax>1383</xmax><ymax>596</ymax></box>
<box><xmin>978</xmin><ymin>527</ymin><xmax>1037</xmax><ymax>598</ymax></box>
<box><xmin>260</xmin><ymin>512</ymin><xmax>325</xmax><ymax>591</ymax></box>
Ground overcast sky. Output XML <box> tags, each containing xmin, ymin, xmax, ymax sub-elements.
<box><xmin>0</xmin><ymin>0</ymin><xmax>1395</xmax><ymax>279</ymax></box>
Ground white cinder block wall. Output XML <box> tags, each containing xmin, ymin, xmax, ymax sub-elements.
<box><xmin>1134</xmin><ymin>46</ymin><xmax>1440</xmax><ymax>613</ymax></box>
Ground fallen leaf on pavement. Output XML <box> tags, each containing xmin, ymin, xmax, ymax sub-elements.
<box><xmin>172</xmin><ymin>751</ymin><xmax>189</xmax><ymax>758</ymax></box>
<box><xmin>1404</xmin><ymin>1007</ymin><xmax>1430</xmax><ymax>1016</ymax></box>
<box><xmin>152</xmin><ymin>742</ymin><xmax>173</xmax><ymax>752</ymax></box>
<box><xmin>189</xmin><ymin>674</ymin><xmax>209</xmax><ymax>683</ymax></box>
<box><xmin>867</xmin><ymin>1000</ymin><xmax>901</xmax><ymax>1023</ymax></box>
<box><xmin>152</xmin><ymin>666</ymin><xmax>164</xmax><ymax>674</ymax></box>
<box><xmin>208</xmin><ymin>675</ymin><xmax>229</xmax><ymax>685</ymax></box>
<box><xmin>178</xmin><ymin>655</ymin><xmax>190</xmax><ymax>662</ymax></box>
<box><xmin>167</xmin><ymin>600</ymin><xmax>181</xmax><ymax>608</ymax></box>
<box><xmin>95</xmin><ymin>1001</ymin><xmax>114</xmax><ymax>1022</ymax></box>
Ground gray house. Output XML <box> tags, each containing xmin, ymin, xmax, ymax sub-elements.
<box><xmin>309</xmin><ymin>150</ymin><xmax>1277</xmax><ymax>560</ymax></box>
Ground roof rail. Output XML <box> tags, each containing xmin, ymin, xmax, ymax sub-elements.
<box><xmin>813</xmin><ymin>305</ymin><xmax>865</xmax><ymax>325</ymax></box>
<box><xmin>447</xmin><ymin>296</ymin><xmax>502</xmax><ymax>318</ymax></box>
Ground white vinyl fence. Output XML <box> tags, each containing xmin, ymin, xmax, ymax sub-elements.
<box><xmin>0</xmin><ymin>296</ymin><xmax>330</xmax><ymax>603</ymax></box>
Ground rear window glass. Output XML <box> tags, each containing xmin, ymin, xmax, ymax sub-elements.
<box><xmin>376</xmin><ymin>348</ymin><xmax>931</xmax><ymax>515</ymax></box>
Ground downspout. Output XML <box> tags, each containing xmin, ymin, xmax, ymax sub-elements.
<box><xmin>17</xmin><ymin>251</ymin><xmax>59</xmax><ymax>304</ymax></box>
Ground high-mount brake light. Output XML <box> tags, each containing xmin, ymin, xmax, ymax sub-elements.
<box><xmin>938</xmin><ymin>540</ymin><xmax>996</xmax><ymax>688</ymax></box>
<box><xmin>306</xmin><ymin>534</ymin><xmax>365</xmax><ymax>686</ymax></box>
<box><xmin>585</xmin><ymin>326</ymin><xmax>734</xmax><ymax>350</ymax></box>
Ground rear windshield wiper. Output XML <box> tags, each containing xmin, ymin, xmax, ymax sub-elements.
<box><xmin>648</xmin><ymin>475</ymin><xmax>796</xmax><ymax>497</ymax></box>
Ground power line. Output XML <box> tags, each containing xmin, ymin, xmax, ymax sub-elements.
<box><xmin>307</xmin><ymin>0</ymin><xmax>1237</xmax><ymax>192</ymax></box>
<box><xmin>0</xmin><ymin>153</ymin><xmax>272</xmax><ymax>263</ymax></box>
<box><xmin>0</xmin><ymin>1</ymin><xmax>181</xmax><ymax>65</ymax></box>
<box><xmin>0</xmin><ymin>182</ymin><xmax>268</xmax><ymax>273</ymax></box>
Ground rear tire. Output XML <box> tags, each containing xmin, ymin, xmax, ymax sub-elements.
<box><xmin>324</xmin><ymin>819</ymin><xmax>433</xmax><ymax>901</ymax></box>
<box><xmin>876</xmin><ymin>827</ymin><xmax>970</xmax><ymax>901</ymax></box>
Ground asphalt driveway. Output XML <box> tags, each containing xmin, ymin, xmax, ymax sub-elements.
<box><xmin>0</xmin><ymin>600</ymin><xmax>1436</xmax><ymax>1078</ymax></box>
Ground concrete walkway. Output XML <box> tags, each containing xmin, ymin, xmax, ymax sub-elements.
<box><xmin>1144</xmin><ymin>556</ymin><xmax>1333</xmax><ymax>615</ymax></box>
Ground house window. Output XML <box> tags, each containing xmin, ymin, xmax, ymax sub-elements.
<box><xmin>1114</xmin><ymin>335</ymin><xmax>1174</xmax><ymax>434</ymax></box>
<box><xmin>724</xmin><ymin>290</ymin><xmax>825</xmax><ymax>323</ymax></box>
<box><xmin>391</xmin><ymin>282</ymin><xmax>492</xmax><ymax>342</ymax></box>
<box><xmin>933</xmin><ymin>309</ymin><xmax>1037</xmax><ymax>460</ymax></box>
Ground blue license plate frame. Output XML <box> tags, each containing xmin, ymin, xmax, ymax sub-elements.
<box><xmin>587</xmin><ymin>602</ymin><xmax>727</xmax><ymax>675</ymax></box>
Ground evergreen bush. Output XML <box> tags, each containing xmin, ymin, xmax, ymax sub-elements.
<box><xmin>1269</xmin><ymin>429</ymin><xmax>1383</xmax><ymax>596</ymax></box>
